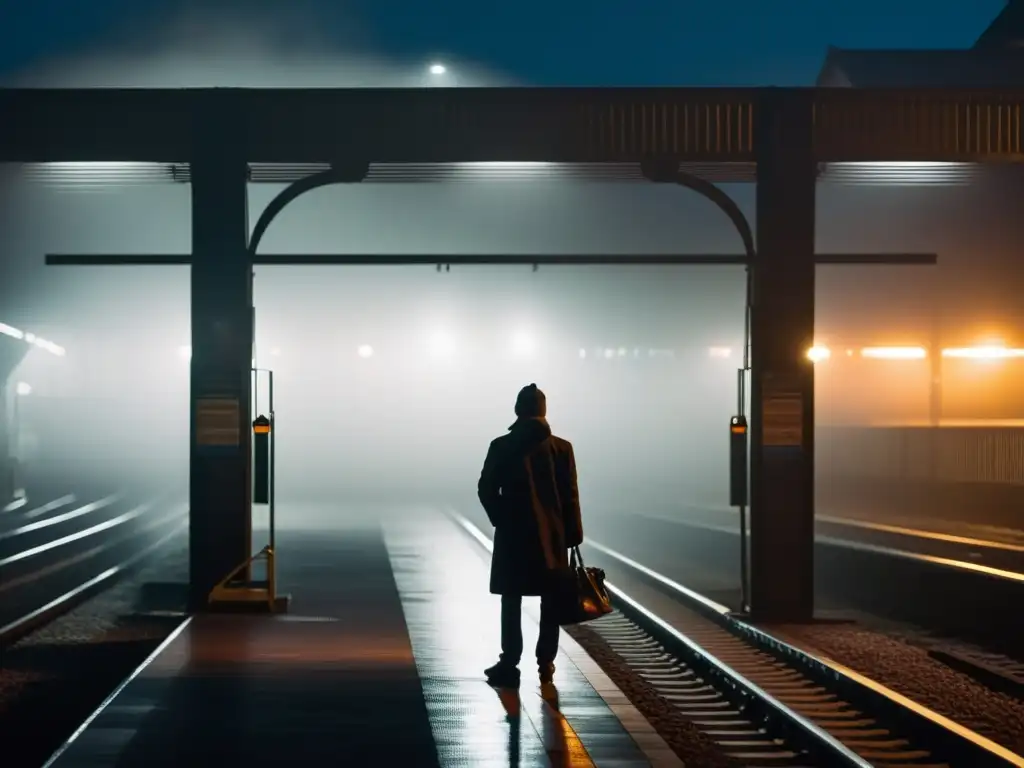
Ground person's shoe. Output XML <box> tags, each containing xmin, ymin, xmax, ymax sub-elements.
<box><xmin>485</xmin><ymin>661</ymin><xmax>521</xmax><ymax>688</ymax></box>
<box><xmin>538</xmin><ymin>662</ymin><xmax>555</xmax><ymax>684</ymax></box>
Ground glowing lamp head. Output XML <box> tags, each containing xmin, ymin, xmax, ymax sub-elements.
<box><xmin>806</xmin><ymin>345</ymin><xmax>831</xmax><ymax>363</ymax></box>
<box><xmin>428</xmin><ymin>330</ymin><xmax>456</xmax><ymax>360</ymax></box>
<box><xmin>510</xmin><ymin>331</ymin><xmax>536</xmax><ymax>357</ymax></box>
<box><xmin>429</xmin><ymin>63</ymin><xmax>447</xmax><ymax>76</ymax></box>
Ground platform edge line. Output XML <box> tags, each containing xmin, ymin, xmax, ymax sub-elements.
<box><xmin>448</xmin><ymin>509</ymin><xmax>685</xmax><ymax>768</ymax></box>
<box><xmin>40</xmin><ymin>615</ymin><xmax>193</xmax><ymax>768</ymax></box>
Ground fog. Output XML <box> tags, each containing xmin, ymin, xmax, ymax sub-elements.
<box><xmin>3</xmin><ymin>3</ymin><xmax>1022</xmax><ymax>522</ymax></box>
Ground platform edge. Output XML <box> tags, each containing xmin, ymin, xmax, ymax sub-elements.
<box><xmin>449</xmin><ymin>510</ymin><xmax>686</xmax><ymax>768</ymax></box>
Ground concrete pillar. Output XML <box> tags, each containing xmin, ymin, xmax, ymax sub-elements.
<box><xmin>188</xmin><ymin>109</ymin><xmax>253</xmax><ymax>611</ymax></box>
<box><xmin>748</xmin><ymin>92</ymin><xmax>817</xmax><ymax>623</ymax></box>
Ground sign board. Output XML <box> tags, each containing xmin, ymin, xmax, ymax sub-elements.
<box><xmin>196</xmin><ymin>397</ymin><xmax>241</xmax><ymax>447</ymax></box>
<box><xmin>761</xmin><ymin>375</ymin><xmax>803</xmax><ymax>447</ymax></box>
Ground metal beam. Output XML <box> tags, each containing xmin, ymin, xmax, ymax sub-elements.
<box><xmin>44</xmin><ymin>253</ymin><xmax>937</xmax><ymax>267</ymax></box>
<box><xmin>1</xmin><ymin>87</ymin><xmax>1021</xmax><ymax>164</ymax></box>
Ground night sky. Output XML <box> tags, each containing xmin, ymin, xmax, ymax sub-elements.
<box><xmin>0</xmin><ymin>0</ymin><xmax>1009</xmax><ymax>86</ymax></box>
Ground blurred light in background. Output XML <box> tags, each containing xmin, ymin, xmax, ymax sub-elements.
<box><xmin>15</xmin><ymin>381</ymin><xmax>32</xmax><ymax>396</ymax></box>
<box><xmin>428</xmin><ymin>63</ymin><xmax>447</xmax><ymax>75</ymax></box>
<box><xmin>510</xmin><ymin>331</ymin><xmax>536</xmax><ymax>357</ymax></box>
<box><xmin>428</xmin><ymin>329</ymin><xmax>457</xmax><ymax>360</ymax></box>
<box><xmin>0</xmin><ymin>321</ymin><xmax>66</xmax><ymax>356</ymax></box>
<box><xmin>861</xmin><ymin>346</ymin><xmax>927</xmax><ymax>360</ymax></box>
<box><xmin>807</xmin><ymin>345</ymin><xmax>831</xmax><ymax>363</ymax></box>
<box><xmin>942</xmin><ymin>345</ymin><xmax>1024</xmax><ymax>360</ymax></box>
<box><xmin>708</xmin><ymin>346</ymin><xmax>732</xmax><ymax>359</ymax></box>
<box><xmin>178</xmin><ymin>345</ymin><xmax>192</xmax><ymax>361</ymax></box>
<box><xmin>357</xmin><ymin>344</ymin><xmax>374</xmax><ymax>359</ymax></box>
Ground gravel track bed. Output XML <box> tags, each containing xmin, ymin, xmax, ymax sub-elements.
<box><xmin>767</xmin><ymin>621</ymin><xmax>1024</xmax><ymax>755</ymax></box>
<box><xmin>0</xmin><ymin>535</ymin><xmax>188</xmax><ymax>768</ymax></box>
<box><xmin>565</xmin><ymin>622</ymin><xmax>742</xmax><ymax>768</ymax></box>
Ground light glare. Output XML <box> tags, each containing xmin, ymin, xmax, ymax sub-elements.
<box><xmin>807</xmin><ymin>345</ymin><xmax>831</xmax><ymax>363</ymax></box>
<box><xmin>429</xmin><ymin>63</ymin><xmax>446</xmax><ymax>75</ymax></box>
<box><xmin>708</xmin><ymin>346</ymin><xmax>732</xmax><ymax>359</ymax></box>
<box><xmin>942</xmin><ymin>345</ymin><xmax>1024</xmax><ymax>360</ymax></box>
<box><xmin>16</xmin><ymin>382</ymin><xmax>32</xmax><ymax>396</ymax></box>
<box><xmin>510</xmin><ymin>331</ymin><xmax>535</xmax><ymax>357</ymax></box>
<box><xmin>179</xmin><ymin>345</ymin><xmax>192</xmax><ymax>360</ymax></box>
<box><xmin>0</xmin><ymin>321</ymin><xmax>64</xmax><ymax>355</ymax></box>
<box><xmin>357</xmin><ymin>344</ymin><xmax>374</xmax><ymax>359</ymax></box>
<box><xmin>861</xmin><ymin>346</ymin><xmax>927</xmax><ymax>360</ymax></box>
<box><xmin>428</xmin><ymin>330</ymin><xmax>457</xmax><ymax>359</ymax></box>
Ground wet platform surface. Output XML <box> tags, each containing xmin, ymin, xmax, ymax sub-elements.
<box><xmin>47</xmin><ymin>506</ymin><xmax>666</xmax><ymax>767</ymax></box>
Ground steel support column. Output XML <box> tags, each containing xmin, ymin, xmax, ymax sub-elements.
<box><xmin>749</xmin><ymin>93</ymin><xmax>817</xmax><ymax>623</ymax></box>
<box><xmin>188</xmin><ymin>117</ymin><xmax>253</xmax><ymax>611</ymax></box>
<box><xmin>0</xmin><ymin>380</ymin><xmax>10</xmax><ymax>503</ymax></box>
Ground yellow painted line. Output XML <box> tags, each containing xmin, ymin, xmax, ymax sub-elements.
<box><xmin>817</xmin><ymin>514</ymin><xmax>1024</xmax><ymax>553</ymax></box>
<box><xmin>815</xmin><ymin>535</ymin><xmax>1024</xmax><ymax>583</ymax></box>
<box><xmin>792</xmin><ymin>651</ymin><xmax>1024</xmax><ymax>767</ymax></box>
<box><xmin>587</xmin><ymin>532</ymin><xmax>1024</xmax><ymax>767</ymax></box>
<box><xmin>628</xmin><ymin>507</ymin><xmax>1024</xmax><ymax>582</ymax></box>
<box><xmin>531</xmin><ymin>692</ymin><xmax>598</xmax><ymax>768</ymax></box>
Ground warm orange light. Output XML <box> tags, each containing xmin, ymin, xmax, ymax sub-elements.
<box><xmin>807</xmin><ymin>345</ymin><xmax>831</xmax><ymax>363</ymax></box>
<box><xmin>861</xmin><ymin>346</ymin><xmax>927</xmax><ymax>360</ymax></box>
<box><xmin>941</xmin><ymin>345</ymin><xmax>1024</xmax><ymax>360</ymax></box>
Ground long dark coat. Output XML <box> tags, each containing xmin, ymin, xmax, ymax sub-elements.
<box><xmin>477</xmin><ymin>417</ymin><xmax>583</xmax><ymax>596</ymax></box>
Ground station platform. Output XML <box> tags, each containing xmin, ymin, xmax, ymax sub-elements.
<box><xmin>45</xmin><ymin>506</ymin><xmax>677</xmax><ymax>767</ymax></box>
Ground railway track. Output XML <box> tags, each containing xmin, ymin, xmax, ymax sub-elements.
<box><xmin>0</xmin><ymin>487</ymin><xmax>187</xmax><ymax>646</ymax></box>
<box><xmin>454</xmin><ymin>513</ymin><xmax>1024</xmax><ymax>768</ymax></box>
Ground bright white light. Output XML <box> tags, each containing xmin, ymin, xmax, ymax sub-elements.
<box><xmin>357</xmin><ymin>344</ymin><xmax>374</xmax><ymax>359</ymax></box>
<box><xmin>179</xmin><ymin>345</ymin><xmax>192</xmax><ymax>360</ymax></box>
<box><xmin>35</xmin><ymin>339</ymin><xmax>65</xmax><ymax>356</ymax></box>
<box><xmin>603</xmin><ymin>348</ymin><xmax>614</xmax><ymax>359</ymax></box>
<box><xmin>861</xmin><ymin>346</ymin><xmax>927</xmax><ymax>360</ymax></box>
<box><xmin>510</xmin><ymin>332</ymin><xmax>535</xmax><ymax>357</ymax></box>
<box><xmin>15</xmin><ymin>382</ymin><xmax>32</xmax><ymax>396</ymax></box>
<box><xmin>428</xmin><ymin>330</ymin><xmax>457</xmax><ymax>360</ymax></box>
<box><xmin>429</xmin><ymin>63</ymin><xmax>447</xmax><ymax>76</ymax></box>
<box><xmin>807</xmin><ymin>345</ymin><xmax>831</xmax><ymax>363</ymax></box>
<box><xmin>0</xmin><ymin>322</ymin><xmax>24</xmax><ymax>340</ymax></box>
<box><xmin>578</xmin><ymin>348</ymin><xmax>587</xmax><ymax>359</ymax></box>
<box><xmin>0</xmin><ymin>322</ymin><xmax>65</xmax><ymax>355</ymax></box>
<box><xmin>708</xmin><ymin>346</ymin><xmax>732</xmax><ymax>359</ymax></box>
<box><xmin>942</xmin><ymin>345</ymin><xmax>1024</xmax><ymax>360</ymax></box>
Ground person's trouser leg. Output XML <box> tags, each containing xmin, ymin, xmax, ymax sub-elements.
<box><xmin>500</xmin><ymin>594</ymin><xmax>524</xmax><ymax>666</ymax></box>
<box><xmin>536</xmin><ymin>595</ymin><xmax>560</xmax><ymax>668</ymax></box>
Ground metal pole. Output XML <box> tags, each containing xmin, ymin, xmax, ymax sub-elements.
<box><xmin>11</xmin><ymin>390</ymin><xmax>21</xmax><ymax>496</ymax></box>
<box><xmin>268</xmin><ymin>369</ymin><xmax>275</xmax><ymax>556</ymax></box>
<box><xmin>737</xmin><ymin>365</ymin><xmax>750</xmax><ymax>613</ymax></box>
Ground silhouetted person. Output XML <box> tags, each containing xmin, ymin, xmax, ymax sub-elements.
<box><xmin>479</xmin><ymin>383</ymin><xmax>583</xmax><ymax>688</ymax></box>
